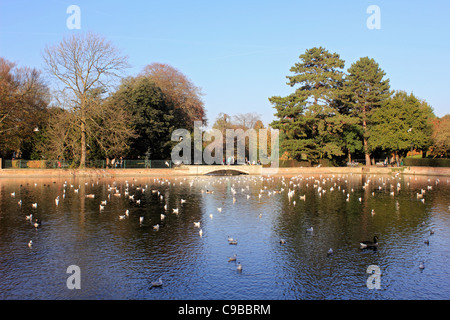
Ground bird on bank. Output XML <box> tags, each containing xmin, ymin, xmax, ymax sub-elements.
<box><xmin>327</xmin><ymin>248</ymin><xmax>333</xmax><ymax>256</ymax></box>
<box><xmin>28</xmin><ymin>240</ymin><xmax>33</xmax><ymax>248</ymax></box>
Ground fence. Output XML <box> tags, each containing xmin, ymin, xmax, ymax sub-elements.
<box><xmin>403</xmin><ymin>158</ymin><xmax>450</xmax><ymax>167</ymax></box>
<box><xmin>2</xmin><ymin>159</ymin><xmax>173</xmax><ymax>169</ymax></box>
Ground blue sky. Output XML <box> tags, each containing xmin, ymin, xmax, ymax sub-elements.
<box><xmin>1</xmin><ymin>0</ymin><xmax>449</xmax><ymax>127</ymax></box>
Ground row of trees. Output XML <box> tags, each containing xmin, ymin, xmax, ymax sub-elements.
<box><xmin>269</xmin><ymin>47</ymin><xmax>447</xmax><ymax>165</ymax></box>
<box><xmin>0</xmin><ymin>32</ymin><xmax>206</xmax><ymax>167</ymax></box>
<box><xmin>1</xmin><ymin>38</ymin><xmax>448</xmax><ymax>168</ymax></box>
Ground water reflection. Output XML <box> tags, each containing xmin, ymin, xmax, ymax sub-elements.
<box><xmin>0</xmin><ymin>174</ymin><xmax>449</xmax><ymax>299</ymax></box>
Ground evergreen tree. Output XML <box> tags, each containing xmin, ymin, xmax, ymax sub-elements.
<box><xmin>270</xmin><ymin>47</ymin><xmax>348</xmax><ymax>162</ymax></box>
<box><xmin>340</xmin><ymin>57</ymin><xmax>391</xmax><ymax>165</ymax></box>
<box><xmin>107</xmin><ymin>76</ymin><xmax>176</xmax><ymax>159</ymax></box>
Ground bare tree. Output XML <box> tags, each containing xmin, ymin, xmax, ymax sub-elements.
<box><xmin>233</xmin><ymin>112</ymin><xmax>262</xmax><ymax>130</ymax></box>
<box><xmin>42</xmin><ymin>32</ymin><xmax>130</xmax><ymax>167</ymax></box>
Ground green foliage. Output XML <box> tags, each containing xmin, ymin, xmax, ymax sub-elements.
<box><xmin>107</xmin><ymin>76</ymin><xmax>176</xmax><ymax>159</ymax></box>
<box><xmin>270</xmin><ymin>47</ymin><xmax>352</xmax><ymax>162</ymax></box>
<box><xmin>369</xmin><ymin>91</ymin><xmax>433</xmax><ymax>155</ymax></box>
<box><xmin>337</xmin><ymin>56</ymin><xmax>391</xmax><ymax>164</ymax></box>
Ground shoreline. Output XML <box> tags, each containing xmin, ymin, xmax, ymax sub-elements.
<box><xmin>0</xmin><ymin>166</ymin><xmax>449</xmax><ymax>178</ymax></box>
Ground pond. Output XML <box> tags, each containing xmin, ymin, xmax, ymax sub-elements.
<box><xmin>0</xmin><ymin>173</ymin><xmax>449</xmax><ymax>299</ymax></box>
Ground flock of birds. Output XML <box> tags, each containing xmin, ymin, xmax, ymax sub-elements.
<box><xmin>10</xmin><ymin>172</ymin><xmax>448</xmax><ymax>286</ymax></box>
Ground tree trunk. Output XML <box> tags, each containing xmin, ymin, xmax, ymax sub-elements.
<box><xmin>80</xmin><ymin>99</ymin><xmax>86</xmax><ymax>168</ymax></box>
<box><xmin>80</xmin><ymin>121</ymin><xmax>86</xmax><ymax>168</ymax></box>
<box><xmin>362</xmin><ymin>106</ymin><xmax>371</xmax><ymax>166</ymax></box>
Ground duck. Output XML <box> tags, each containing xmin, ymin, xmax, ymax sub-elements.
<box><xmin>151</xmin><ymin>277</ymin><xmax>163</xmax><ymax>287</ymax></box>
<box><xmin>217</xmin><ymin>207</ymin><xmax>222</xmax><ymax>212</ymax></box>
<box><xmin>360</xmin><ymin>236</ymin><xmax>378</xmax><ymax>249</ymax></box>
<box><xmin>229</xmin><ymin>239</ymin><xmax>238</xmax><ymax>245</ymax></box>
<box><xmin>419</xmin><ymin>261</ymin><xmax>425</xmax><ymax>270</ymax></box>
<box><xmin>280</xmin><ymin>239</ymin><xmax>287</xmax><ymax>245</ymax></box>
<box><xmin>228</xmin><ymin>254</ymin><xmax>237</xmax><ymax>262</ymax></box>
<box><xmin>199</xmin><ymin>229</ymin><xmax>203</xmax><ymax>237</ymax></box>
<box><xmin>237</xmin><ymin>262</ymin><xmax>243</xmax><ymax>272</ymax></box>
<box><xmin>306</xmin><ymin>227</ymin><xmax>313</xmax><ymax>232</ymax></box>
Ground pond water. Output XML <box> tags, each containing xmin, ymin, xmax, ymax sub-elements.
<box><xmin>0</xmin><ymin>173</ymin><xmax>449</xmax><ymax>300</ymax></box>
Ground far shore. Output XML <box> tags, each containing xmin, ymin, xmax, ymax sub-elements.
<box><xmin>0</xmin><ymin>165</ymin><xmax>449</xmax><ymax>178</ymax></box>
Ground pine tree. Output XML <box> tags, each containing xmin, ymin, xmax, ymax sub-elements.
<box><xmin>270</xmin><ymin>47</ymin><xmax>347</xmax><ymax>162</ymax></box>
<box><xmin>340</xmin><ymin>57</ymin><xmax>391</xmax><ymax>165</ymax></box>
